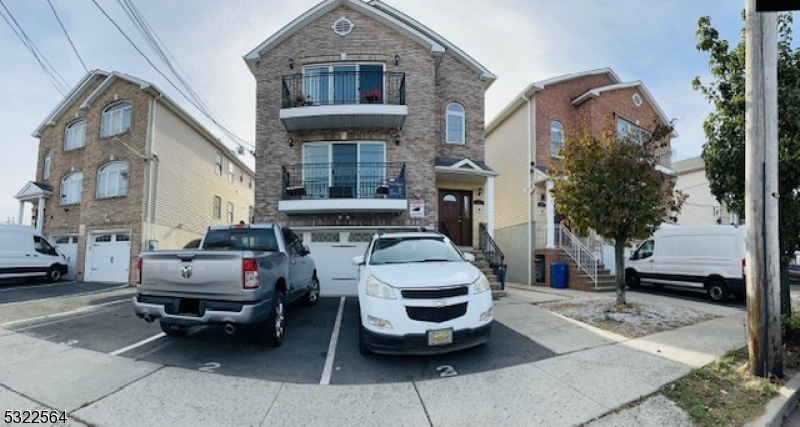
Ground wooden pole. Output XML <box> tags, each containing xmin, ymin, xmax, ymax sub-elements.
<box><xmin>745</xmin><ymin>0</ymin><xmax>782</xmax><ymax>378</ymax></box>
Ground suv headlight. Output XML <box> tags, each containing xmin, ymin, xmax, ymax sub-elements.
<box><xmin>366</xmin><ymin>275</ymin><xmax>396</xmax><ymax>299</ymax></box>
<box><xmin>473</xmin><ymin>273</ymin><xmax>491</xmax><ymax>294</ymax></box>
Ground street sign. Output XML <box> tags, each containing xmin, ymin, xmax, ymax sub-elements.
<box><xmin>756</xmin><ymin>0</ymin><xmax>799</xmax><ymax>11</ymax></box>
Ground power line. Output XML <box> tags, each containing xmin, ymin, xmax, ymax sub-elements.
<box><xmin>90</xmin><ymin>0</ymin><xmax>255</xmax><ymax>151</ymax></box>
<box><xmin>46</xmin><ymin>0</ymin><xmax>88</xmax><ymax>73</ymax></box>
<box><xmin>0</xmin><ymin>0</ymin><xmax>69</xmax><ymax>95</ymax></box>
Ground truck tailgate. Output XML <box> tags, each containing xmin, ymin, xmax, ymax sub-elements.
<box><xmin>139</xmin><ymin>250</ymin><xmax>248</xmax><ymax>300</ymax></box>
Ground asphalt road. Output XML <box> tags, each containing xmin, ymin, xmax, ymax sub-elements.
<box><xmin>2</xmin><ymin>281</ymin><xmax>557</xmax><ymax>385</ymax></box>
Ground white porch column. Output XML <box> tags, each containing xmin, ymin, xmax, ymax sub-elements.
<box><xmin>546</xmin><ymin>180</ymin><xmax>555</xmax><ymax>248</ymax></box>
<box><xmin>17</xmin><ymin>201</ymin><xmax>24</xmax><ymax>225</ymax></box>
<box><xmin>36</xmin><ymin>196</ymin><xmax>45</xmax><ymax>233</ymax></box>
<box><xmin>486</xmin><ymin>176</ymin><xmax>495</xmax><ymax>237</ymax></box>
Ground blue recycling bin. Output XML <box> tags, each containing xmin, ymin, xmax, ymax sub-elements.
<box><xmin>551</xmin><ymin>262</ymin><xmax>568</xmax><ymax>289</ymax></box>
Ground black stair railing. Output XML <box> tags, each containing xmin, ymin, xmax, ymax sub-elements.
<box><xmin>478</xmin><ymin>222</ymin><xmax>506</xmax><ymax>289</ymax></box>
<box><xmin>281</xmin><ymin>71</ymin><xmax>406</xmax><ymax>107</ymax></box>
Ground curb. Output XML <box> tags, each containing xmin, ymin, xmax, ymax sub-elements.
<box><xmin>745</xmin><ymin>371</ymin><xmax>800</xmax><ymax>427</ymax></box>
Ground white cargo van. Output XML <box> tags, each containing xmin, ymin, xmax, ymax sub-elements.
<box><xmin>0</xmin><ymin>225</ymin><xmax>68</xmax><ymax>282</ymax></box>
<box><xmin>625</xmin><ymin>225</ymin><xmax>745</xmax><ymax>302</ymax></box>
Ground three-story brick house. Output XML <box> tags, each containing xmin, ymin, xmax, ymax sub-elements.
<box><xmin>244</xmin><ymin>0</ymin><xmax>498</xmax><ymax>295</ymax></box>
<box><xmin>16</xmin><ymin>70</ymin><xmax>255</xmax><ymax>283</ymax></box>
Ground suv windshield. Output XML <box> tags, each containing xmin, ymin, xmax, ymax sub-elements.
<box><xmin>369</xmin><ymin>236</ymin><xmax>464</xmax><ymax>265</ymax></box>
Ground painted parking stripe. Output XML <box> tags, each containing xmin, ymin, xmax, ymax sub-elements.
<box><xmin>319</xmin><ymin>296</ymin><xmax>346</xmax><ymax>385</ymax></box>
<box><xmin>109</xmin><ymin>333</ymin><xmax>167</xmax><ymax>356</ymax></box>
<box><xmin>0</xmin><ymin>298</ymin><xmax>130</xmax><ymax>328</ymax></box>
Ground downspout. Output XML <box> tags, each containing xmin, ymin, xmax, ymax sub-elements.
<box><xmin>145</xmin><ymin>92</ymin><xmax>163</xmax><ymax>250</ymax></box>
<box><xmin>524</xmin><ymin>92</ymin><xmax>533</xmax><ymax>286</ymax></box>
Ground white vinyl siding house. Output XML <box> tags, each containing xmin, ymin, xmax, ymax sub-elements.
<box><xmin>674</xmin><ymin>156</ymin><xmax>734</xmax><ymax>226</ymax></box>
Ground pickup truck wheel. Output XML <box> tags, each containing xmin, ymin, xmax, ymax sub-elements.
<box><xmin>159</xmin><ymin>320</ymin><xmax>188</xmax><ymax>337</ymax></box>
<box><xmin>302</xmin><ymin>277</ymin><xmax>320</xmax><ymax>306</ymax></box>
<box><xmin>259</xmin><ymin>290</ymin><xmax>285</xmax><ymax>347</ymax></box>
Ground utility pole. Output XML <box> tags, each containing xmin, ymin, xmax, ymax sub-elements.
<box><xmin>745</xmin><ymin>0</ymin><xmax>781</xmax><ymax>378</ymax></box>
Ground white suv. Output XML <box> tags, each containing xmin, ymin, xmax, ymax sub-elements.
<box><xmin>352</xmin><ymin>230</ymin><xmax>493</xmax><ymax>355</ymax></box>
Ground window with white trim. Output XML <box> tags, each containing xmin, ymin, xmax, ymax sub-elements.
<box><xmin>101</xmin><ymin>102</ymin><xmax>132</xmax><ymax>137</ymax></box>
<box><xmin>228</xmin><ymin>162</ymin><xmax>234</xmax><ymax>183</ymax></box>
<box><xmin>96</xmin><ymin>161</ymin><xmax>129</xmax><ymax>198</ymax></box>
<box><xmin>64</xmin><ymin>119</ymin><xmax>86</xmax><ymax>151</ymax></box>
<box><xmin>616</xmin><ymin>118</ymin><xmax>651</xmax><ymax>144</ymax></box>
<box><xmin>550</xmin><ymin>121</ymin><xmax>564</xmax><ymax>157</ymax></box>
<box><xmin>60</xmin><ymin>172</ymin><xmax>83</xmax><ymax>205</ymax></box>
<box><xmin>213</xmin><ymin>196</ymin><xmax>221</xmax><ymax>219</ymax></box>
<box><xmin>215</xmin><ymin>152</ymin><xmax>222</xmax><ymax>175</ymax></box>
<box><xmin>226</xmin><ymin>201</ymin><xmax>234</xmax><ymax>222</ymax></box>
<box><xmin>43</xmin><ymin>151</ymin><xmax>51</xmax><ymax>180</ymax></box>
<box><xmin>445</xmin><ymin>102</ymin><xmax>465</xmax><ymax>144</ymax></box>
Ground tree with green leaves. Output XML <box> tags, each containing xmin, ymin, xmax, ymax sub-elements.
<box><xmin>552</xmin><ymin>118</ymin><xmax>683</xmax><ymax>305</ymax></box>
<box><xmin>694</xmin><ymin>13</ymin><xmax>800</xmax><ymax>316</ymax></box>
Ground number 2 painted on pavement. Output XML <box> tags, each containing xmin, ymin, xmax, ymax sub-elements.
<box><xmin>436</xmin><ymin>365</ymin><xmax>458</xmax><ymax>377</ymax></box>
<box><xmin>199</xmin><ymin>362</ymin><xmax>220</xmax><ymax>373</ymax></box>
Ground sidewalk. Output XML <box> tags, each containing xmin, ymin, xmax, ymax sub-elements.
<box><xmin>0</xmin><ymin>285</ymin><xmax>762</xmax><ymax>426</ymax></box>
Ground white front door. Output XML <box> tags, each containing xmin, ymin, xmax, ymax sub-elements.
<box><xmin>303</xmin><ymin>230</ymin><xmax>373</xmax><ymax>297</ymax></box>
<box><xmin>52</xmin><ymin>235</ymin><xmax>78</xmax><ymax>280</ymax></box>
<box><xmin>86</xmin><ymin>232</ymin><xmax>131</xmax><ymax>283</ymax></box>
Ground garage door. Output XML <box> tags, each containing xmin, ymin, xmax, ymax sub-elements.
<box><xmin>86</xmin><ymin>232</ymin><xmax>131</xmax><ymax>283</ymax></box>
<box><xmin>51</xmin><ymin>235</ymin><xmax>78</xmax><ymax>280</ymax></box>
<box><xmin>304</xmin><ymin>230</ymin><xmax>374</xmax><ymax>297</ymax></box>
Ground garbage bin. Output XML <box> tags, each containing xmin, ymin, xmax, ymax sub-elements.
<box><xmin>551</xmin><ymin>262</ymin><xmax>568</xmax><ymax>288</ymax></box>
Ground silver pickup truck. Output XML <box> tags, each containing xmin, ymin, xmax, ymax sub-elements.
<box><xmin>132</xmin><ymin>224</ymin><xmax>320</xmax><ymax>346</ymax></box>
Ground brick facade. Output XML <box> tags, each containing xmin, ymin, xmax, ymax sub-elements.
<box><xmin>251</xmin><ymin>4</ymin><xmax>490</xmax><ymax>230</ymax></box>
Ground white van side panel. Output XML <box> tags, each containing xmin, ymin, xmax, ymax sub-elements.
<box><xmin>0</xmin><ymin>226</ymin><xmax>67</xmax><ymax>280</ymax></box>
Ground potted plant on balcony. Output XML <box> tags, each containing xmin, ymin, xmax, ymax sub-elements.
<box><xmin>282</xmin><ymin>98</ymin><xmax>293</xmax><ymax>109</ymax></box>
<box><xmin>294</xmin><ymin>94</ymin><xmax>307</xmax><ymax>107</ymax></box>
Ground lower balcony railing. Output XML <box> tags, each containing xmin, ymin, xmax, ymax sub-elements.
<box><xmin>282</xmin><ymin>162</ymin><xmax>406</xmax><ymax>200</ymax></box>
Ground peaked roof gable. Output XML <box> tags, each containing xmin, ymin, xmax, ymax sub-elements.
<box><xmin>15</xmin><ymin>181</ymin><xmax>53</xmax><ymax>199</ymax></box>
<box><xmin>243</xmin><ymin>0</ymin><xmax>496</xmax><ymax>86</ymax></box>
<box><xmin>32</xmin><ymin>70</ymin><xmax>109</xmax><ymax>137</ymax></box>
<box><xmin>571</xmin><ymin>81</ymin><xmax>676</xmax><ymax>137</ymax></box>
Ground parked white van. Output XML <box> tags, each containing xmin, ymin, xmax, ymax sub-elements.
<box><xmin>625</xmin><ymin>225</ymin><xmax>745</xmax><ymax>302</ymax></box>
<box><xmin>0</xmin><ymin>225</ymin><xmax>68</xmax><ymax>282</ymax></box>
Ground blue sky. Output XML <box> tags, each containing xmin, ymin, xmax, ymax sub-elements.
<box><xmin>0</xmin><ymin>0</ymin><xmax>753</xmax><ymax>224</ymax></box>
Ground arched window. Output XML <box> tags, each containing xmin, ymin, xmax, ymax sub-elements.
<box><xmin>445</xmin><ymin>102</ymin><xmax>465</xmax><ymax>144</ymax></box>
<box><xmin>43</xmin><ymin>151</ymin><xmax>51</xmax><ymax>180</ymax></box>
<box><xmin>101</xmin><ymin>102</ymin><xmax>132</xmax><ymax>137</ymax></box>
<box><xmin>60</xmin><ymin>172</ymin><xmax>83</xmax><ymax>205</ymax></box>
<box><xmin>64</xmin><ymin>119</ymin><xmax>86</xmax><ymax>150</ymax></box>
<box><xmin>97</xmin><ymin>161</ymin><xmax>129</xmax><ymax>198</ymax></box>
<box><xmin>550</xmin><ymin>121</ymin><xmax>564</xmax><ymax>157</ymax></box>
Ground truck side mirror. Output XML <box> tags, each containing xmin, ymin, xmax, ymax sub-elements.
<box><xmin>303</xmin><ymin>245</ymin><xmax>310</xmax><ymax>255</ymax></box>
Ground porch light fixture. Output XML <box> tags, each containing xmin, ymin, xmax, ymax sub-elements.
<box><xmin>394</xmin><ymin>134</ymin><xmax>400</xmax><ymax>145</ymax></box>
<box><xmin>289</xmin><ymin>58</ymin><xmax>295</xmax><ymax>69</ymax></box>
<box><xmin>394</xmin><ymin>54</ymin><xmax>400</xmax><ymax>66</ymax></box>
<box><xmin>288</xmin><ymin>137</ymin><xmax>294</xmax><ymax>148</ymax></box>
<box><xmin>477</xmin><ymin>187</ymin><xmax>483</xmax><ymax>197</ymax></box>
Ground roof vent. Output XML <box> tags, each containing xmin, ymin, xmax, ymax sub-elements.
<box><xmin>332</xmin><ymin>16</ymin><xmax>354</xmax><ymax>36</ymax></box>
<box><xmin>632</xmin><ymin>93</ymin><xmax>642</xmax><ymax>107</ymax></box>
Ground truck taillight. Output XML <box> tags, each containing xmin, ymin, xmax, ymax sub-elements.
<box><xmin>135</xmin><ymin>257</ymin><xmax>142</xmax><ymax>285</ymax></box>
<box><xmin>742</xmin><ymin>258</ymin><xmax>746</xmax><ymax>278</ymax></box>
<box><xmin>243</xmin><ymin>258</ymin><xmax>259</xmax><ymax>289</ymax></box>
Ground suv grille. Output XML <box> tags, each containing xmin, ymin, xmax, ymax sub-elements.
<box><xmin>406</xmin><ymin>302</ymin><xmax>467</xmax><ymax>323</ymax></box>
<box><xmin>401</xmin><ymin>286</ymin><xmax>468</xmax><ymax>299</ymax></box>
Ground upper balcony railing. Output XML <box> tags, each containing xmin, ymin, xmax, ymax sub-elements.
<box><xmin>282</xmin><ymin>162</ymin><xmax>406</xmax><ymax>201</ymax></box>
<box><xmin>281</xmin><ymin>71</ymin><xmax>406</xmax><ymax>108</ymax></box>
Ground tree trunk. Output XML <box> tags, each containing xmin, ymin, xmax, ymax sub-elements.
<box><xmin>614</xmin><ymin>238</ymin><xmax>627</xmax><ymax>305</ymax></box>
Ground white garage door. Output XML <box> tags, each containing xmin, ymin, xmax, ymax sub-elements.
<box><xmin>52</xmin><ymin>235</ymin><xmax>78</xmax><ymax>280</ymax></box>
<box><xmin>304</xmin><ymin>230</ymin><xmax>374</xmax><ymax>297</ymax></box>
<box><xmin>86</xmin><ymin>232</ymin><xmax>131</xmax><ymax>283</ymax></box>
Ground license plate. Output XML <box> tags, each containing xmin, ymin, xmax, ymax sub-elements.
<box><xmin>178</xmin><ymin>299</ymin><xmax>200</xmax><ymax>316</ymax></box>
<box><xmin>427</xmin><ymin>328</ymin><xmax>453</xmax><ymax>346</ymax></box>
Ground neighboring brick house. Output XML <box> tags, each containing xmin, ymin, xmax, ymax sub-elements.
<box><xmin>244</xmin><ymin>0</ymin><xmax>498</xmax><ymax>296</ymax></box>
<box><xmin>673</xmin><ymin>156</ymin><xmax>737</xmax><ymax>226</ymax></box>
<box><xmin>485</xmin><ymin>68</ymin><xmax>675</xmax><ymax>287</ymax></box>
<box><xmin>15</xmin><ymin>70</ymin><xmax>254</xmax><ymax>283</ymax></box>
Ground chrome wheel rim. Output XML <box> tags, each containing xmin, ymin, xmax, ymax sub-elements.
<box><xmin>710</xmin><ymin>286</ymin><xmax>723</xmax><ymax>300</ymax></box>
<box><xmin>309</xmin><ymin>280</ymin><xmax>320</xmax><ymax>302</ymax></box>
<box><xmin>275</xmin><ymin>301</ymin><xmax>285</xmax><ymax>338</ymax></box>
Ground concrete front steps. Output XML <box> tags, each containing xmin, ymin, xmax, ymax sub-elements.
<box><xmin>463</xmin><ymin>248</ymin><xmax>506</xmax><ymax>299</ymax></box>
<box><xmin>554</xmin><ymin>252</ymin><xmax>617</xmax><ymax>292</ymax></box>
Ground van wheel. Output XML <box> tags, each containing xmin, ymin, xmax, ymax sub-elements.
<box><xmin>46</xmin><ymin>266</ymin><xmax>62</xmax><ymax>283</ymax></box>
<box><xmin>257</xmin><ymin>290</ymin><xmax>285</xmax><ymax>347</ymax></box>
<box><xmin>706</xmin><ymin>279</ymin><xmax>729</xmax><ymax>302</ymax></box>
<box><xmin>159</xmin><ymin>320</ymin><xmax>188</xmax><ymax>337</ymax></box>
<box><xmin>625</xmin><ymin>270</ymin><xmax>640</xmax><ymax>289</ymax></box>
